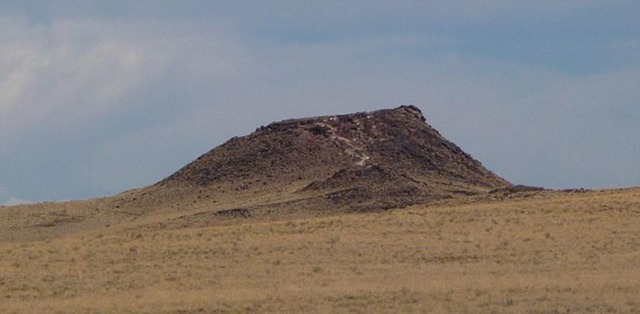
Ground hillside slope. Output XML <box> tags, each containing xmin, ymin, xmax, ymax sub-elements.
<box><xmin>151</xmin><ymin>105</ymin><xmax>509</xmax><ymax>212</ymax></box>
<box><xmin>0</xmin><ymin>105</ymin><xmax>511</xmax><ymax>240</ymax></box>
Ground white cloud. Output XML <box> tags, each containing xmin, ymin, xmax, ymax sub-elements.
<box><xmin>0</xmin><ymin>16</ymin><xmax>248</xmax><ymax>151</ymax></box>
<box><xmin>0</xmin><ymin>18</ymin><xmax>157</xmax><ymax>143</ymax></box>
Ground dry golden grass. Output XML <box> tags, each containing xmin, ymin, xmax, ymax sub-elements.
<box><xmin>1</xmin><ymin>188</ymin><xmax>639</xmax><ymax>313</ymax></box>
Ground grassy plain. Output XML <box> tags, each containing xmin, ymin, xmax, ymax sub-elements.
<box><xmin>1</xmin><ymin>188</ymin><xmax>639</xmax><ymax>313</ymax></box>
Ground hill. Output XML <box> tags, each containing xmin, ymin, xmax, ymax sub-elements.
<box><xmin>0</xmin><ymin>105</ymin><xmax>639</xmax><ymax>312</ymax></box>
<box><xmin>2</xmin><ymin>106</ymin><xmax>513</xmax><ymax>240</ymax></box>
<box><xmin>145</xmin><ymin>105</ymin><xmax>509</xmax><ymax>214</ymax></box>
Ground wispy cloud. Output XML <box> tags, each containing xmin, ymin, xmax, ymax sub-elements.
<box><xmin>0</xmin><ymin>16</ymin><xmax>247</xmax><ymax>149</ymax></box>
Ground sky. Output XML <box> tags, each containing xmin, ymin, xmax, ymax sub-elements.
<box><xmin>1</xmin><ymin>1</ymin><xmax>639</xmax><ymax>205</ymax></box>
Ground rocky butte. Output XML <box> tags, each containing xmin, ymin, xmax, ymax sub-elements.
<box><xmin>1</xmin><ymin>105</ymin><xmax>514</xmax><ymax>238</ymax></box>
<box><xmin>127</xmin><ymin>105</ymin><xmax>512</xmax><ymax>220</ymax></box>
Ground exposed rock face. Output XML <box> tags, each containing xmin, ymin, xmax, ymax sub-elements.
<box><xmin>159</xmin><ymin>105</ymin><xmax>510</xmax><ymax>211</ymax></box>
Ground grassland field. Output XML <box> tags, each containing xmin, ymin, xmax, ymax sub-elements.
<box><xmin>1</xmin><ymin>188</ymin><xmax>639</xmax><ymax>313</ymax></box>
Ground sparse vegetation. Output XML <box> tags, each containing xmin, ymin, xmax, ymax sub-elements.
<box><xmin>0</xmin><ymin>188</ymin><xmax>638</xmax><ymax>313</ymax></box>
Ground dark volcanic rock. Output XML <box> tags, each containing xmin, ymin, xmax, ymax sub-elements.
<box><xmin>158</xmin><ymin>105</ymin><xmax>510</xmax><ymax>211</ymax></box>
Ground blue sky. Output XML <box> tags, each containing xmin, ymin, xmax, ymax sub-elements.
<box><xmin>1</xmin><ymin>1</ymin><xmax>639</xmax><ymax>205</ymax></box>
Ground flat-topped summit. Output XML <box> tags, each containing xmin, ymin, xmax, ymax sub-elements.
<box><xmin>0</xmin><ymin>105</ymin><xmax>514</xmax><ymax>241</ymax></box>
<box><xmin>156</xmin><ymin>105</ymin><xmax>510</xmax><ymax>212</ymax></box>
